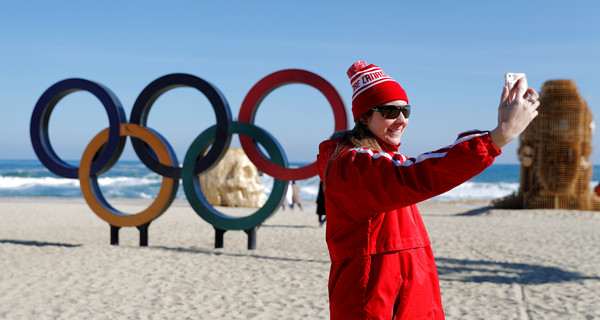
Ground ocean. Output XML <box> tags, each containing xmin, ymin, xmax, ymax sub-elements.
<box><xmin>1</xmin><ymin>159</ymin><xmax>599</xmax><ymax>203</ymax></box>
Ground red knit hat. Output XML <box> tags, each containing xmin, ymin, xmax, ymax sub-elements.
<box><xmin>347</xmin><ymin>61</ymin><xmax>408</xmax><ymax>122</ymax></box>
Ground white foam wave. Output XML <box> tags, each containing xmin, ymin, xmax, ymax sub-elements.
<box><xmin>139</xmin><ymin>192</ymin><xmax>154</xmax><ymax>199</ymax></box>
<box><xmin>0</xmin><ymin>176</ymin><xmax>159</xmax><ymax>190</ymax></box>
<box><xmin>0</xmin><ymin>176</ymin><xmax>78</xmax><ymax>189</ymax></box>
<box><xmin>97</xmin><ymin>176</ymin><xmax>159</xmax><ymax>187</ymax></box>
<box><xmin>433</xmin><ymin>181</ymin><xmax>519</xmax><ymax>201</ymax></box>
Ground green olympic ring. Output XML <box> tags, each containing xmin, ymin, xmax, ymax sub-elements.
<box><xmin>182</xmin><ymin>121</ymin><xmax>288</xmax><ymax>231</ymax></box>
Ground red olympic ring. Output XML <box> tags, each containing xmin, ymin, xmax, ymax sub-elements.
<box><xmin>238</xmin><ymin>69</ymin><xmax>348</xmax><ymax>181</ymax></box>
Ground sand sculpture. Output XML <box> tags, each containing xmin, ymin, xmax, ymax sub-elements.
<box><xmin>492</xmin><ymin>79</ymin><xmax>600</xmax><ymax>210</ymax></box>
<box><xmin>198</xmin><ymin>147</ymin><xmax>267</xmax><ymax>208</ymax></box>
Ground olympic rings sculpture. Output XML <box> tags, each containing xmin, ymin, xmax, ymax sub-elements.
<box><xmin>30</xmin><ymin>70</ymin><xmax>348</xmax><ymax>245</ymax></box>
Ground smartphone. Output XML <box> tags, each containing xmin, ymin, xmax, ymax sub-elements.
<box><xmin>505</xmin><ymin>73</ymin><xmax>526</xmax><ymax>103</ymax></box>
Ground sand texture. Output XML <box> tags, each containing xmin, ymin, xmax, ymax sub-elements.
<box><xmin>0</xmin><ymin>198</ymin><xmax>598</xmax><ymax>319</ymax></box>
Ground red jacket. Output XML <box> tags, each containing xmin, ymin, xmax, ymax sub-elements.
<box><xmin>317</xmin><ymin>130</ymin><xmax>501</xmax><ymax>261</ymax></box>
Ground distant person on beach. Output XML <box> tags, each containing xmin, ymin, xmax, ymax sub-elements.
<box><xmin>317</xmin><ymin>61</ymin><xmax>539</xmax><ymax>319</ymax></box>
<box><xmin>316</xmin><ymin>181</ymin><xmax>326</xmax><ymax>226</ymax></box>
<box><xmin>280</xmin><ymin>182</ymin><xmax>293</xmax><ymax>211</ymax></box>
<box><xmin>290</xmin><ymin>181</ymin><xmax>303</xmax><ymax>211</ymax></box>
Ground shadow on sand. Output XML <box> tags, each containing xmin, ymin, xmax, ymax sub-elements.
<box><xmin>455</xmin><ymin>206</ymin><xmax>493</xmax><ymax>216</ymax></box>
<box><xmin>436</xmin><ymin>257</ymin><xmax>599</xmax><ymax>284</ymax></box>
<box><xmin>0</xmin><ymin>239</ymin><xmax>81</xmax><ymax>248</ymax></box>
<box><xmin>153</xmin><ymin>245</ymin><xmax>330</xmax><ymax>264</ymax></box>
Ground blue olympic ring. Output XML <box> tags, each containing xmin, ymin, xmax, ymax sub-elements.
<box><xmin>30</xmin><ymin>78</ymin><xmax>127</xmax><ymax>179</ymax></box>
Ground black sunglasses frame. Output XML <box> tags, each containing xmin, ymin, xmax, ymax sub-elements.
<box><xmin>371</xmin><ymin>105</ymin><xmax>411</xmax><ymax>119</ymax></box>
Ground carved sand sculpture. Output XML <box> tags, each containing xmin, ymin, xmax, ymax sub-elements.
<box><xmin>199</xmin><ymin>147</ymin><xmax>267</xmax><ymax>208</ymax></box>
<box><xmin>492</xmin><ymin>79</ymin><xmax>600</xmax><ymax>210</ymax></box>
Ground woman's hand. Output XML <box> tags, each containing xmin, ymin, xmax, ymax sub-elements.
<box><xmin>490</xmin><ymin>77</ymin><xmax>540</xmax><ymax>149</ymax></box>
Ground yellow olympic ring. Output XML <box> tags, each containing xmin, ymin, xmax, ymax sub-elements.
<box><xmin>79</xmin><ymin>124</ymin><xmax>178</xmax><ymax>227</ymax></box>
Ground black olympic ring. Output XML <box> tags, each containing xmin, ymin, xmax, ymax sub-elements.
<box><xmin>130</xmin><ymin>73</ymin><xmax>232</xmax><ymax>178</ymax></box>
<box><xmin>30</xmin><ymin>70</ymin><xmax>348</xmax><ymax>233</ymax></box>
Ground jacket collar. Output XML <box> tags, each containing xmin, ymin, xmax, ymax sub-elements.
<box><xmin>374</xmin><ymin>136</ymin><xmax>400</xmax><ymax>152</ymax></box>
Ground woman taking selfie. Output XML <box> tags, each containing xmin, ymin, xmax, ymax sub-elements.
<box><xmin>317</xmin><ymin>61</ymin><xmax>539</xmax><ymax>319</ymax></box>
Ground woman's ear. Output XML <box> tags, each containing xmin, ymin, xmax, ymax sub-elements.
<box><xmin>359</xmin><ymin>114</ymin><xmax>370</xmax><ymax>126</ymax></box>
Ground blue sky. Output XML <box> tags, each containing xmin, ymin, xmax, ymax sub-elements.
<box><xmin>1</xmin><ymin>0</ymin><xmax>599</xmax><ymax>167</ymax></box>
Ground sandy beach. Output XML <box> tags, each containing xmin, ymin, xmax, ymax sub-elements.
<box><xmin>0</xmin><ymin>198</ymin><xmax>598</xmax><ymax>319</ymax></box>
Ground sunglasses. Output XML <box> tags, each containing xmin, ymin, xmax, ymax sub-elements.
<box><xmin>371</xmin><ymin>105</ymin><xmax>411</xmax><ymax>119</ymax></box>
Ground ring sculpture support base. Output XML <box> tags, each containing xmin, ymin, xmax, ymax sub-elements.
<box><xmin>110</xmin><ymin>222</ymin><xmax>151</xmax><ymax>246</ymax></box>
<box><xmin>214</xmin><ymin>226</ymin><xmax>258</xmax><ymax>250</ymax></box>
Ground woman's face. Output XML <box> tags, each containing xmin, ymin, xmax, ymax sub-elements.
<box><xmin>363</xmin><ymin>99</ymin><xmax>409</xmax><ymax>146</ymax></box>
